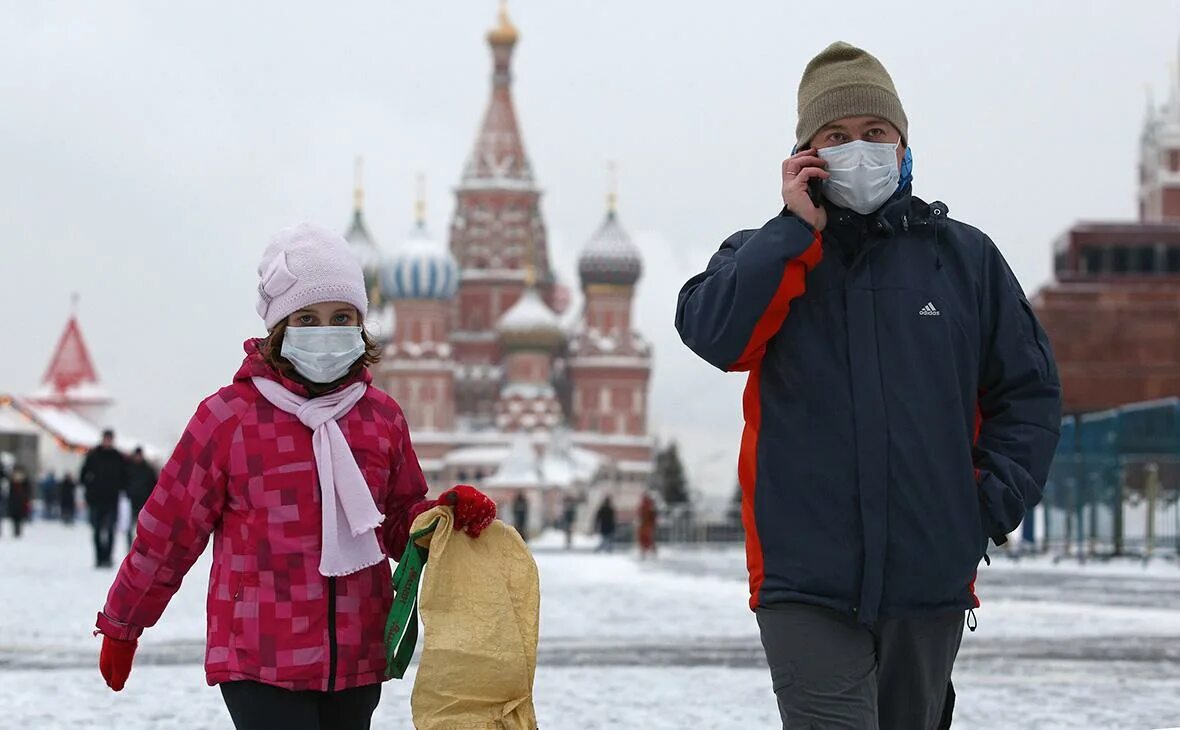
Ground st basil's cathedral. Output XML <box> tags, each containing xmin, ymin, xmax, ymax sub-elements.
<box><xmin>344</xmin><ymin>3</ymin><xmax>655</xmax><ymax>533</ymax></box>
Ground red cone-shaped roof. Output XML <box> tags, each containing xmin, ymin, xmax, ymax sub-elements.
<box><xmin>33</xmin><ymin>314</ymin><xmax>109</xmax><ymax>404</ymax></box>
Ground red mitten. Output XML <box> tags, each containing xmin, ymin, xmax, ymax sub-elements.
<box><xmin>439</xmin><ymin>484</ymin><xmax>497</xmax><ymax>538</ymax></box>
<box><xmin>99</xmin><ymin>635</ymin><xmax>137</xmax><ymax>691</ymax></box>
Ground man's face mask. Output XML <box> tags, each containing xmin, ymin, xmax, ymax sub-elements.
<box><xmin>817</xmin><ymin>140</ymin><xmax>901</xmax><ymax>215</ymax></box>
<box><xmin>281</xmin><ymin>325</ymin><xmax>365</xmax><ymax>384</ymax></box>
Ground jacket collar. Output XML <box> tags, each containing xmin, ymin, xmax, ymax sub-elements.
<box><xmin>825</xmin><ymin>186</ymin><xmax>949</xmax><ymax>237</ymax></box>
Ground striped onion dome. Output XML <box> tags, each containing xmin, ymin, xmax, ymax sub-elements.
<box><xmin>577</xmin><ymin>209</ymin><xmax>642</xmax><ymax>287</ymax></box>
<box><xmin>379</xmin><ymin>221</ymin><xmax>459</xmax><ymax>301</ymax></box>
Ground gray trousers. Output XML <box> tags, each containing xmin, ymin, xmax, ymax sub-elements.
<box><xmin>757</xmin><ymin>603</ymin><xmax>964</xmax><ymax>730</ymax></box>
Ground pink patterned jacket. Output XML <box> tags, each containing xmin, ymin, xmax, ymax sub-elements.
<box><xmin>97</xmin><ymin>340</ymin><xmax>434</xmax><ymax>691</ymax></box>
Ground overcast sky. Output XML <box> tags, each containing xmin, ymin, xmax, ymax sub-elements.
<box><xmin>2</xmin><ymin>1</ymin><xmax>1176</xmax><ymax>496</ymax></box>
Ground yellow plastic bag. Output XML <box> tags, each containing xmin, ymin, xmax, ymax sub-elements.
<box><xmin>409</xmin><ymin>506</ymin><xmax>539</xmax><ymax>730</ymax></box>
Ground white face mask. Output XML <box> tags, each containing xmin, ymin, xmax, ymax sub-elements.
<box><xmin>280</xmin><ymin>326</ymin><xmax>365</xmax><ymax>384</ymax></box>
<box><xmin>817</xmin><ymin>140</ymin><xmax>901</xmax><ymax>215</ymax></box>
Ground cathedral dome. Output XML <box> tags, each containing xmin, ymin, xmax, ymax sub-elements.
<box><xmin>578</xmin><ymin>209</ymin><xmax>642</xmax><ymax>288</ymax></box>
<box><xmin>379</xmin><ymin>221</ymin><xmax>459</xmax><ymax>301</ymax></box>
<box><xmin>496</xmin><ymin>286</ymin><xmax>563</xmax><ymax>351</ymax></box>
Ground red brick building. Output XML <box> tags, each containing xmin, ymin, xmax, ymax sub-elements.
<box><xmin>1034</xmin><ymin>81</ymin><xmax>1180</xmax><ymax>414</ymax></box>
<box><xmin>343</xmin><ymin>4</ymin><xmax>655</xmax><ymax>533</ymax></box>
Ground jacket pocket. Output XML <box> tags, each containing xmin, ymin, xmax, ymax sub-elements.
<box><xmin>229</xmin><ymin>573</ymin><xmax>260</xmax><ymax>658</ymax></box>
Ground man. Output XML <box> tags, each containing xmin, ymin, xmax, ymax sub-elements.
<box><xmin>676</xmin><ymin>42</ymin><xmax>1061</xmax><ymax>728</ymax></box>
<box><xmin>59</xmin><ymin>472</ymin><xmax>78</xmax><ymax>525</ymax></box>
<box><xmin>561</xmin><ymin>494</ymin><xmax>578</xmax><ymax>550</ymax></box>
<box><xmin>593</xmin><ymin>496</ymin><xmax>616</xmax><ymax>554</ymax></box>
<box><xmin>512</xmin><ymin>491</ymin><xmax>530</xmax><ymax>542</ymax></box>
<box><xmin>6</xmin><ymin>466</ymin><xmax>31</xmax><ymax>538</ymax></box>
<box><xmin>124</xmin><ymin>447</ymin><xmax>158</xmax><ymax>550</ymax></box>
<box><xmin>81</xmin><ymin>429</ymin><xmax>128</xmax><ymax>568</ymax></box>
<box><xmin>39</xmin><ymin>471</ymin><xmax>60</xmax><ymax>520</ymax></box>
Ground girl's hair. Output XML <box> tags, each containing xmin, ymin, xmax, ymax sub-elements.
<box><xmin>260</xmin><ymin>320</ymin><xmax>382</xmax><ymax>395</ymax></box>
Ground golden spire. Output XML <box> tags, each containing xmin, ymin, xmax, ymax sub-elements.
<box><xmin>607</xmin><ymin>161</ymin><xmax>618</xmax><ymax>215</ymax></box>
<box><xmin>353</xmin><ymin>156</ymin><xmax>364</xmax><ymax>211</ymax></box>
<box><xmin>415</xmin><ymin>173</ymin><xmax>427</xmax><ymax>226</ymax></box>
<box><xmin>524</xmin><ymin>263</ymin><xmax>537</xmax><ymax>288</ymax></box>
<box><xmin>487</xmin><ymin>0</ymin><xmax>519</xmax><ymax>45</ymax></box>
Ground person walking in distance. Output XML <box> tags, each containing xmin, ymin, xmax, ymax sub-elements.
<box><xmin>82</xmin><ymin>429</ymin><xmax>127</xmax><ymax>567</ymax></box>
<box><xmin>6</xmin><ymin>466</ymin><xmax>32</xmax><ymax>538</ymax></box>
<box><xmin>39</xmin><ymin>471</ymin><xmax>60</xmax><ymax>520</ymax></box>
<box><xmin>636</xmin><ymin>491</ymin><xmax>658</xmax><ymax>560</ymax></box>
<box><xmin>561</xmin><ymin>494</ymin><xmax>578</xmax><ymax>550</ymax></box>
<box><xmin>59</xmin><ymin>473</ymin><xmax>79</xmax><ymax>525</ymax></box>
<box><xmin>123</xmin><ymin>447</ymin><xmax>158</xmax><ymax>550</ymax></box>
<box><xmin>512</xmin><ymin>491</ymin><xmax>530</xmax><ymax>543</ymax></box>
<box><xmin>676</xmin><ymin>42</ymin><xmax>1061</xmax><ymax>728</ymax></box>
<box><xmin>594</xmin><ymin>496</ymin><xmax>617</xmax><ymax>554</ymax></box>
<box><xmin>93</xmin><ymin>223</ymin><xmax>497</xmax><ymax>730</ymax></box>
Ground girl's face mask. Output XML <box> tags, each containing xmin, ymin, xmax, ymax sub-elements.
<box><xmin>280</xmin><ymin>326</ymin><xmax>365</xmax><ymax>384</ymax></box>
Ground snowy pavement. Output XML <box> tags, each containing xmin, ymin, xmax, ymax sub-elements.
<box><xmin>3</xmin><ymin>524</ymin><xmax>1180</xmax><ymax>728</ymax></box>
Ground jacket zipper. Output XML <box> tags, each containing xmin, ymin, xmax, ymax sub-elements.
<box><xmin>327</xmin><ymin>576</ymin><xmax>338</xmax><ymax>692</ymax></box>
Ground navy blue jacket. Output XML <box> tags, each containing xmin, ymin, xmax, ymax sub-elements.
<box><xmin>676</xmin><ymin>190</ymin><xmax>1061</xmax><ymax>622</ymax></box>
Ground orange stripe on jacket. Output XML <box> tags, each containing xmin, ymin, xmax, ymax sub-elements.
<box><xmin>969</xmin><ymin>401</ymin><xmax>983</xmax><ymax>608</ymax></box>
<box><xmin>729</xmin><ymin>235</ymin><xmax>824</xmax><ymax>372</ymax></box>
<box><xmin>733</xmin><ymin>232</ymin><xmax>822</xmax><ymax>611</ymax></box>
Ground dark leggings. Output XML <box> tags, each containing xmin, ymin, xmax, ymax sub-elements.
<box><xmin>220</xmin><ymin>681</ymin><xmax>382</xmax><ymax>730</ymax></box>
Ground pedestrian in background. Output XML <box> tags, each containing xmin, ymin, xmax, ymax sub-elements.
<box><xmin>0</xmin><ymin>457</ymin><xmax>7</xmax><ymax>538</ymax></box>
<box><xmin>59</xmin><ymin>473</ymin><xmax>78</xmax><ymax>525</ymax></box>
<box><xmin>512</xmin><ymin>491</ymin><xmax>530</xmax><ymax>543</ymax></box>
<box><xmin>81</xmin><ymin>429</ymin><xmax>128</xmax><ymax>568</ymax></box>
<box><xmin>561</xmin><ymin>494</ymin><xmax>578</xmax><ymax>550</ymax></box>
<box><xmin>124</xmin><ymin>447</ymin><xmax>158</xmax><ymax>550</ymax></box>
<box><xmin>39</xmin><ymin>471</ymin><xmax>60</xmax><ymax>520</ymax></box>
<box><xmin>7</xmin><ymin>466</ymin><xmax>32</xmax><ymax>538</ymax></box>
<box><xmin>637</xmin><ymin>491</ymin><xmax>658</xmax><ymax>560</ymax></box>
<box><xmin>594</xmin><ymin>496</ymin><xmax>616</xmax><ymax>554</ymax></box>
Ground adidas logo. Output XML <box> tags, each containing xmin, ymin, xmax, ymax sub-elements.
<box><xmin>918</xmin><ymin>302</ymin><xmax>941</xmax><ymax>316</ymax></box>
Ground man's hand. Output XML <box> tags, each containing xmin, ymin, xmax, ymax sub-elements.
<box><xmin>781</xmin><ymin>149</ymin><xmax>829</xmax><ymax>231</ymax></box>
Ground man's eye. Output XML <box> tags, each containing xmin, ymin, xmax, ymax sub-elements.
<box><xmin>867</xmin><ymin>128</ymin><xmax>885</xmax><ymax>138</ymax></box>
<box><xmin>828</xmin><ymin>133</ymin><xmax>847</xmax><ymax>144</ymax></box>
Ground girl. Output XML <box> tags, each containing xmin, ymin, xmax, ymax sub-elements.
<box><xmin>95</xmin><ymin>223</ymin><xmax>496</xmax><ymax>730</ymax></box>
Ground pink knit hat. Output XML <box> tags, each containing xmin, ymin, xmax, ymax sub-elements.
<box><xmin>256</xmin><ymin>223</ymin><xmax>369</xmax><ymax>330</ymax></box>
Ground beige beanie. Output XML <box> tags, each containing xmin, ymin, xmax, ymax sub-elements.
<box><xmin>795</xmin><ymin>41</ymin><xmax>908</xmax><ymax>148</ymax></box>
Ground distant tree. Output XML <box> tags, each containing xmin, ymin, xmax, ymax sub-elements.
<box><xmin>727</xmin><ymin>481</ymin><xmax>743</xmax><ymax>524</ymax></box>
<box><xmin>654</xmin><ymin>442</ymin><xmax>690</xmax><ymax>506</ymax></box>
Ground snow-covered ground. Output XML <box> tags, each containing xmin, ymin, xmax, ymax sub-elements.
<box><xmin>2</xmin><ymin>523</ymin><xmax>1180</xmax><ymax>728</ymax></box>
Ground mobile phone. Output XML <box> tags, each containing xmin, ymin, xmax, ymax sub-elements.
<box><xmin>807</xmin><ymin>177</ymin><xmax>824</xmax><ymax>207</ymax></box>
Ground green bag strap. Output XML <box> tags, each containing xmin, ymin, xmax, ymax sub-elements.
<box><xmin>384</xmin><ymin>518</ymin><xmax>439</xmax><ymax>679</ymax></box>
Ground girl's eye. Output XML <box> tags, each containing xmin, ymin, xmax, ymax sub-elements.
<box><xmin>299</xmin><ymin>315</ymin><xmax>315</xmax><ymax>325</ymax></box>
<box><xmin>333</xmin><ymin>315</ymin><xmax>351</xmax><ymax>324</ymax></box>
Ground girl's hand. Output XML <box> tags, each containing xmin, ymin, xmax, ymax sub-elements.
<box><xmin>440</xmin><ymin>485</ymin><xmax>497</xmax><ymax>538</ymax></box>
<box><xmin>99</xmin><ymin>634</ymin><xmax>137</xmax><ymax>691</ymax></box>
